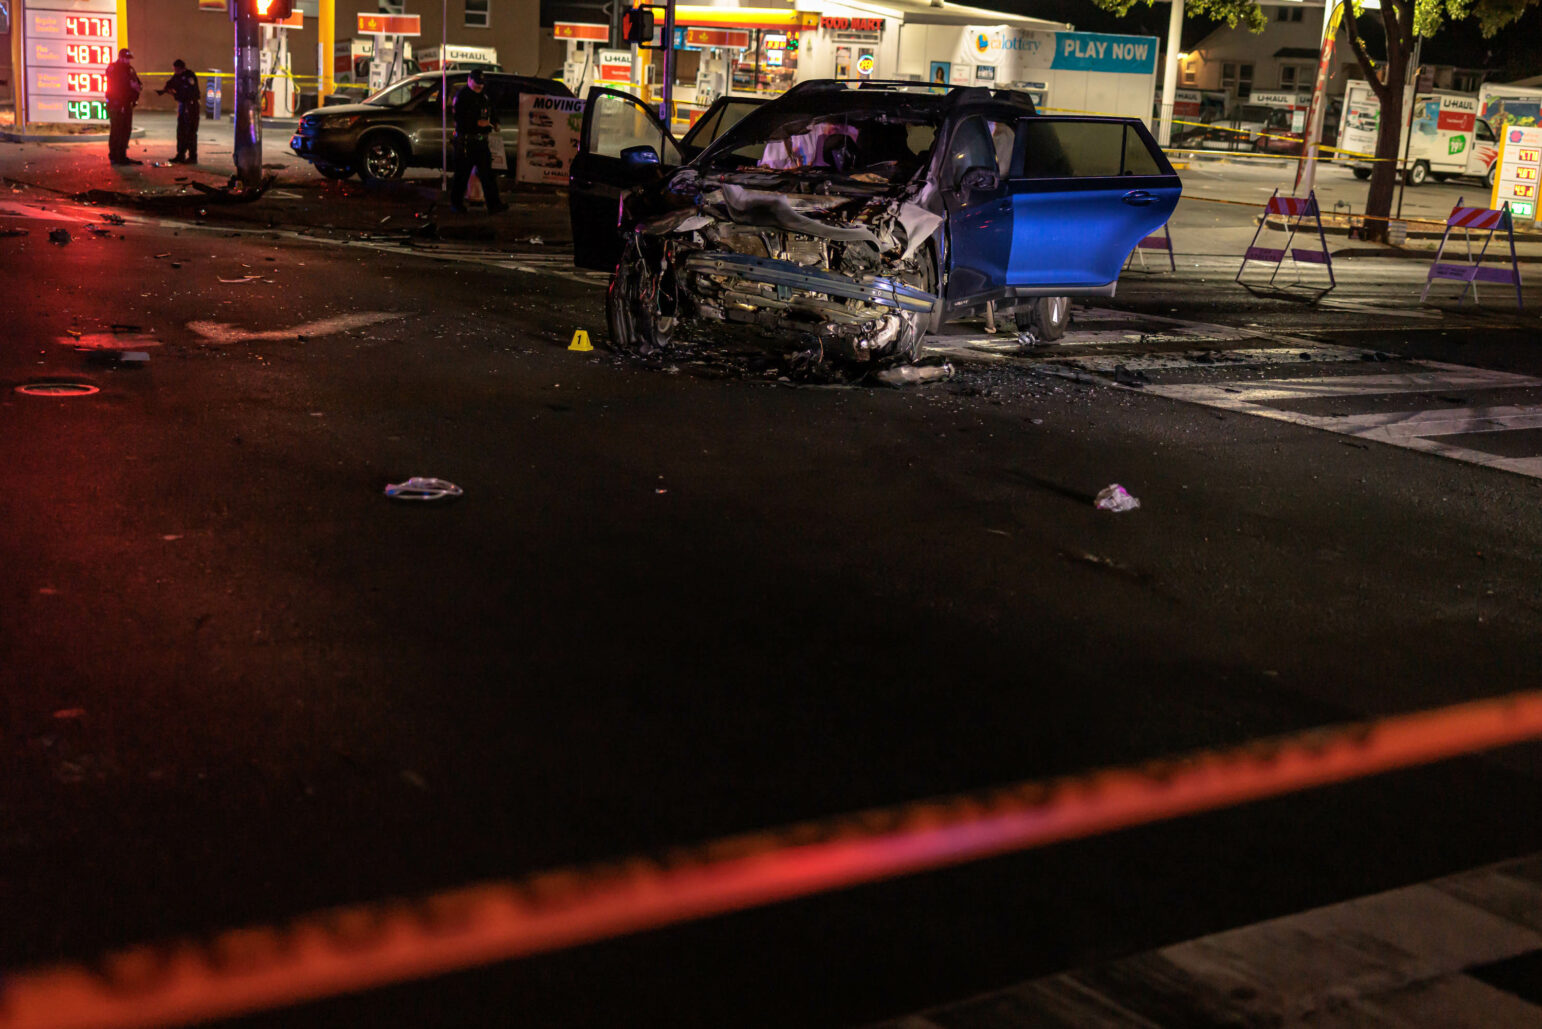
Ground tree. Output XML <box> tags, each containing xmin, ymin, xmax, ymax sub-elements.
<box><xmin>1097</xmin><ymin>0</ymin><xmax>1538</xmax><ymax>243</ymax></box>
<box><xmin>1341</xmin><ymin>0</ymin><xmax>1534</xmax><ymax>241</ymax></box>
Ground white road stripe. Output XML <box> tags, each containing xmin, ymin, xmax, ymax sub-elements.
<box><xmin>1326</xmin><ymin>405</ymin><xmax>1542</xmax><ymax>440</ymax></box>
<box><xmin>1147</xmin><ymin>368</ymin><xmax>1540</xmax><ymax>403</ymax></box>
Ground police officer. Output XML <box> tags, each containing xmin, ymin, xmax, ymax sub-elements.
<box><xmin>450</xmin><ymin>68</ymin><xmax>505</xmax><ymax>214</ymax></box>
<box><xmin>158</xmin><ymin>59</ymin><xmax>201</xmax><ymax>164</ymax></box>
<box><xmin>105</xmin><ymin>48</ymin><xmax>142</xmax><ymax>165</ymax></box>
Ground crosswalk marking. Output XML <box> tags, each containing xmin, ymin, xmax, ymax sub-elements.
<box><xmin>1147</xmin><ymin>368</ymin><xmax>1540</xmax><ymax>404</ymax></box>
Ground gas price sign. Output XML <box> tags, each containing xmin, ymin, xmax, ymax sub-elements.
<box><xmin>21</xmin><ymin>0</ymin><xmax>118</xmax><ymax>124</ymax></box>
<box><xmin>1492</xmin><ymin>126</ymin><xmax>1542</xmax><ymax>225</ymax></box>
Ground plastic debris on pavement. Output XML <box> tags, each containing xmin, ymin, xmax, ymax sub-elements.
<box><xmin>1094</xmin><ymin>484</ymin><xmax>1141</xmax><ymax>513</ymax></box>
<box><xmin>384</xmin><ymin>477</ymin><xmax>464</xmax><ymax>502</ymax></box>
<box><xmin>873</xmin><ymin>362</ymin><xmax>954</xmax><ymax>388</ymax></box>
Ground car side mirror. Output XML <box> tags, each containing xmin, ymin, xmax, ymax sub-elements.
<box><xmin>621</xmin><ymin>144</ymin><xmax>662</xmax><ymax>181</ymax></box>
<box><xmin>960</xmin><ymin>165</ymin><xmax>999</xmax><ymax>197</ymax></box>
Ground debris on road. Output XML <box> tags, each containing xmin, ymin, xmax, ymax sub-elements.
<box><xmin>48</xmin><ymin>228</ymin><xmax>70</xmax><ymax>245</ymax></box>
<box><xmin>52</xmin><ymin>709</ymin><xmax>86</xmax><ymax>720</ymax></box>
<box><xmin>217</xmin><ymin>275</ymin><xmax>263</xmax><ymax>284</ymax></box>
<box><xmin>1113</xmin><ymin>364</ymin><xmax>1151</xmax><ymax>388</ymax></box>
<box><xmin>0</xmin><ymin>227</ymin><xmax>29</xmax><ymax>238</ymax></box>
<box><xmin>873</xmin><ymin>361</ymin><xmax>954</xmax><ymax>388</ymax></box>
<box><xmin>1095</xmin><ymin>484</ymin><xmax>1142</xmax><ymax>513</ymax></box>
<box><xmin>100</xmin><ymin>213</ymin><xmax>125</xmax><ymax>225</ymax></box>
<box><xmin>384</xmin><ymin>477</ymin><xmax>464</xmax><ymax>502</ymax></box>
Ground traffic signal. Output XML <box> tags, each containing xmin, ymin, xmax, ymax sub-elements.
<box><xmin>621</xmin><ymin>7</ymin><xmax>654</xmax><ymax>44</ymax></box>
<box><xmin>232</xmin><ymin>0</ymin><xmax>293</xmax><ymax>21</ymax></box>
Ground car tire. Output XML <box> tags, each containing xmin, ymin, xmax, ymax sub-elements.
<box><xmin>316</xmin><ymin>162</ymin><xmax>357</xmax><ymax>180</ymax></box>
<box><xmin>1352</xmin><ymin>168</ymin><xmax>1371</xmax><ymax>180</ymax></box>
<box><xmin>1405</xmin><ymin>161</ymin><xmax>1429</xmax><ymax>187</ymax></box>
<box><xmin>359</xmin><ymin>136</ymin><xmax>408</xmax><ymax>182</ymax></box>
<box><xmin>606</xmin><ymin>236</ymin><xmax>675</xmax><ymax>356</ymax></box>
<box><xmin>1485</xmin><ymin>163</ymin><xmax>1497</xmax><ymax>189</ymax></box>
<box><xmin>1016</xmin><ymin>296</ymin><xmax>1071</xmax><ymax>342</ymax></box>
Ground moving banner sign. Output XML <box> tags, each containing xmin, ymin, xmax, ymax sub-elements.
<box><xmin>516</xmin><ymin>94</ymin><xmax>584</xmax><ymax>185</ymax></box>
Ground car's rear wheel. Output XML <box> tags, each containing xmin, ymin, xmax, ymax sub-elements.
<box><xmin>1015</xmin><ymin>296</ymin><xmax>1071</xmax><ymax>341</ymax></box>
<box><xmin>606</xmin><ymin>237</ymin><xmax>675</xmax><ymax>356</ymax></box>
<box><xmin>316</xmin><ymin>162</ymin><xmax>357</xmax><ymax>180</ymax></box>
<box><xmin>359</xmin><ymin>136</ymin><xmax>408</xmax><ymax>181</ymax></box>
<box><xmin>1405</xmin><ymin>160</ymin><xmax>1430</xmax><ymax>187</ymax></box>
<box><xmin>1352</xmin><ymin>168</ymin><xmax>1372</xmax><ymax>180</ymax></box>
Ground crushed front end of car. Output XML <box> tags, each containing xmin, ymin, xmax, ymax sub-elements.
<box><xmin>607</xmin><ymin>105</ymin><xmax>947</xmax><ymax>366</ymax></box>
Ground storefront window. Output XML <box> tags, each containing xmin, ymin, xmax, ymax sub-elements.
<box><xmin>732</xmin><ymin>30</ymin><xmax>799</xmax><ymax>94</ymax></box>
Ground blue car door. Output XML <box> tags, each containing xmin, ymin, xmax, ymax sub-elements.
<box><xmin>1003</xmin><ymin>116</ymin><xmax>1180</xmax><ymax>292</ymax></box>
<box><xmin>942</xmin><ymin>115</ymin><xmax>1179</xmax><ymax>308</ymax></box>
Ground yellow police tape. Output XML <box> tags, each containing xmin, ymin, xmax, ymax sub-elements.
<box><xmin>2</xmin><ymin>689</ymin><xmax>1540</xmax><ymax>1029</ymax></box>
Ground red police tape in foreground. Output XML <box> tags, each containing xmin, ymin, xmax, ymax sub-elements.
<box><xmin>5</xmin><ymin>689</ymin><xmax>1542</xmax><ymax>1029</ymax></box>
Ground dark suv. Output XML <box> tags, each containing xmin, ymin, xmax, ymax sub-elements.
<box><xmin>290</xmin><ymin>71</ymin><xmax>573</xmax><ymax>181</ymax></box>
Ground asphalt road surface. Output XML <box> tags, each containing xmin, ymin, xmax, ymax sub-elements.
<box><xmin>2</xmin><ymin>159</ymin><xmax>1542</xmax><ymax>1028</ymax></box>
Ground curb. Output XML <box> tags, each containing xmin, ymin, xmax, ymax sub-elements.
<box><xmin>1332</xmin><ymin>246</ymin><xmax>1542</xmax><ymax>264</ymax></box>
<box><xmin>1260</xmin><ymin>213</ymin><xmax>1542</xmax><ymax>245</ymax></box>
<box><xmin>0</xmin><ymin>127</ymin><xmax>148</xmax><ymax>144</ymax></box>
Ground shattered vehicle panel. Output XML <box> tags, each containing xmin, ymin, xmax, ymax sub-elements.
<box><xmin>571</xmin><ymin>82</ymin><xmax>1181</xmax><ymax>365</ymax></box>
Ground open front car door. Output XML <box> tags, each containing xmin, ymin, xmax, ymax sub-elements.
<box><xmin>570</xmin><ymin>88</ymin><xmax>683</xmax><ymax>271</ymax></box>
<box><xmin>941</xmin><ymin>115</ymin><xmax>1180</xmax><ymax>313</ymax></box>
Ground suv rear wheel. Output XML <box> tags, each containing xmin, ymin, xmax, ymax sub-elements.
<box><xmin>359</xmin><ymin>136</ymin><xmax>408</xmax><ymax>181</ymax></box>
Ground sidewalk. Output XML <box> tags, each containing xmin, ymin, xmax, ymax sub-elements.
<box><xmin>869</xmin><ymin>854</ymin><xmax>1542</xmax><ymax>1028</ymax></box>
<box><xmin>0</xmin><ymin>110</ymin><xmax>572</xmax><ymax>244</ymax></box>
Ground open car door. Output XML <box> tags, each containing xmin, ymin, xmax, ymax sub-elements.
<box><xmin>570</xmin><ymin>88</ymin><xmax>683</xmax><ymax>271</ymax></box>
<box><xmin>941</xmin><ymin>115</ymin><xmax>1181</xmax><ymax>313</ymax></box>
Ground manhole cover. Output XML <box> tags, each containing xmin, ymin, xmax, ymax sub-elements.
<box><xmin>15</xmin><ymin>382</ymin><xmax>100</xmax><ymax>397</ymax></box>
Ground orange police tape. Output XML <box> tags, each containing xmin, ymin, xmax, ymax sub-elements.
<box><xmin>5</xmin><ymin>689</ymin><xmax>1542</xmax><ymax>1029</ymax></box>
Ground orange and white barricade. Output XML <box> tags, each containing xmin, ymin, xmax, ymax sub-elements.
<box><xmin>1124</xmin><ymin>223</ymin><xmax>1176</xmax><ymax>273</ymax></box>
<box><xmin>1420</xmin><ymin>199</ymin><xmax>1523</xmax><ymax>309</ymax></box>
<box><xmin>1236</xmin><ymin>188</ymin><xmax>1335</xmax><ymax>291</ymax></box>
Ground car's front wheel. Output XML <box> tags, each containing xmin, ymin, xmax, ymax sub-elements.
<box><xmin>358</xmin><ymin>136</ymin><xmax>408</xmax><ymax>181</ymax></box>
<box><xmin>606</xmin><ymin>237</ymin><xmax>676</xmax><ymax>356</ymax></box>
<box><xmin>1016</xmin><ymin>296</ymin><xmax>1071</xmax><ymax>341</ymax></box>
<box><xmin>1352</xmin><ymin>167</ymin><xmax>1372</xmax><ymax>180</ymax></box>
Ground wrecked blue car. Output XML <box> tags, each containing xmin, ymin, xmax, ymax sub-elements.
<box><xmin>569</xmin><ymin>80</ymin><xmax>1180</xmax><ymax>364</ymax></box>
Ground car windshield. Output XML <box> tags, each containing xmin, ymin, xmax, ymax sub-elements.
<box><xmin>698</xmin><ymin>93</ymin><xmax>946</xmax><ymax>183</ymax></box>
<box><xmin>364</xmin><ymin>77</ymin><xmax>444</xmax><ymax>107</ymax></box>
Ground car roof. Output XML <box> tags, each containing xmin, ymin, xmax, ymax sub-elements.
<box><xmin>782</xmin><ymin>79</ymin><xmax>1038</xmax><ymax>115</ymax></box>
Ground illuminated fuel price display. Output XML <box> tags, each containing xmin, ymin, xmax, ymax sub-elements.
<box><xmin>1494</xmin><ymin>127</ymin><xmax>1542</xmax><ymax>226</ymax></box>
<box><xmin>65</xmin><ymin>42</ymin><xmax>116</xmax><ymax>64</ymax></box>
<box><xmin>21</xmin><ymin>0</ymin><xmax>117</xmax><ymax>124</ymax></box>
<box><xmin>66</xmin><ymin>99</ymin><xmax>111</xmax><ymax>121</ymax></box>
<box><xmin>65</xmin><ymin>14</ymin><xmax>115</xmax><ymax>36</ymax></box>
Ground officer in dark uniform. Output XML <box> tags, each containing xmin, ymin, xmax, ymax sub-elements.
<box><xmin>104</xmin><ymin>48</ymin><xmax>142</xmax><ymax>165</ymax></box>
<box><xmin>450</xmin><ymin>68</ymin><xmax>505</xmax><ymax>214</ymax></box>
<box><xmin>158</xmin><ymin>59</ymin><xmax>201</xmax><ymax>164</ymax></box>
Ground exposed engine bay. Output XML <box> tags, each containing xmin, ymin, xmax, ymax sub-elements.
<box><xmin>608</xmin><ymin>107</ymin><xmax>950</xmax><ymax>365</ymax></box>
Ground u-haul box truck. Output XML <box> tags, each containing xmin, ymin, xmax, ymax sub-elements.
<box><xmin>1341</xmin><ymin>85</ymin><xmax>1498</xmax><ymax>187</ymax></box>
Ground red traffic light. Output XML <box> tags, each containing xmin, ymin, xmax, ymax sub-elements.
<box><xmin>253</xmin><ymin>0</ymin><xmax>294</xmax><ymax>20</ymax></box>
<box><xmin>621</xmin><ymin>7</ymin><xmax>655</xmax><ymax>44</ymax></box>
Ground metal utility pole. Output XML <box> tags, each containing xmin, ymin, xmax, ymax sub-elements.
<box><xmin>233</xmin><ymin>0</ymin><xmax>263</xmax><ymax>189</ymax></box>
<box><xmin>660</xmin><ymin>0</ymin><xmax>675</xmax><ymax>131</ymax></box>
<box><xmin>1157</xmin><ymin>0</ymin><xmax>1182</xmax><ymax>146</ymax></box>
<box><xmin>1394</xmin><ymin>36</ymin><xmax>1422</xmax><ymax>221</ymax></box>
